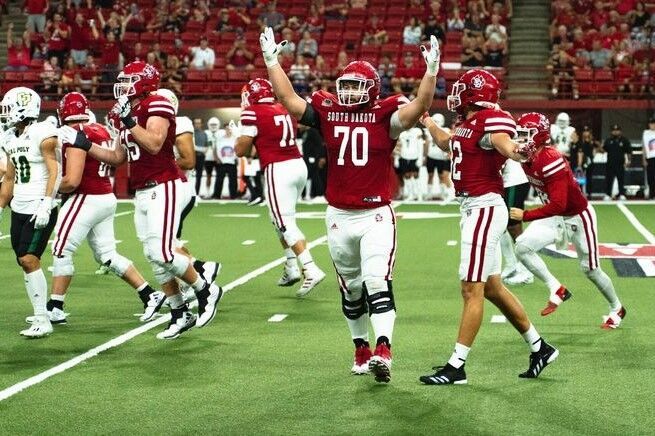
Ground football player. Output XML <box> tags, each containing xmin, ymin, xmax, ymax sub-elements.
<box><xmin>500</xmin><ymin>159</ymin><xmax>534</xmax><ymax>285</ymax></box>
<box><xmin>0</xmin><ymin>87</ymin><xmax>60</xmax><ymax>338</ymax></box>
<box><xmin>424</xmin><ymin>113</ymin><xmax>454</xmax><ymax>201</ymax></box>
<box><xmin>59</xmin><ymin>61</ymin><xmax>223</xmax><ymax>340</ymax></box>
<box><xmin>235</xmin><ymin>78</ymin><xmax>326</xmax><ymax>296</ymax></box>
<box><xmin>203</xmin><ymin>117</ymin><xmax>221</xmax><ymax>198</ymax></box>
<box><xmin>259</xmin><ymin>27</ymin><xmax>440</xmax><ymax>383</ymax></box>
<box><xmin>550</xmin><ymin>112</ymin><xmax>576</xmax><ymax>162</ymax></box>
<box><xmin>396</xmin><ymin>124</ymin><xmax>424</xmax><ymax>201</ymax></box>
<box><xmin>509</xmin><ymin>112</ymin><xmax>625</xmax><ymax>328</ymax></box>
<box><xmin>419</xmin><ymin>70</ymin><xmax>558</xmax><ymax>385</ymax></box>
<box><xmin>34</xmin><ymin>92</ymin><xmax>167</xmax><ymax>325</ymax></box>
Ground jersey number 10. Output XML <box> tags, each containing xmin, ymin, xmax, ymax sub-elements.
<box><xmin>11</xmin><ymin>155</ymin><xmax>31</xmax><ymax>183</ymax></box>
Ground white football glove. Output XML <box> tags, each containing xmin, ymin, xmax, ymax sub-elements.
<box><xmin>31</xmin><ymin>197</ymin><xmax>52</xmax><ymax>229</ymax></box>
<box><xmin>259</xmin><ymin>26</ymin><xmax>288</xmax><ymax>68</ymax></box>
<box><xmin>420</xmin><ymin>35</ymin><xmax>441</xmax><ymax>77</ymax></box>
<box><xmin>111</xmin><ymin>96</ymin><xmax>136</xmax><ymax>128</ymax></box>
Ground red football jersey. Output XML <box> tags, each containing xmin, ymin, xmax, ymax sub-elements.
<box><xmin>239</xmin><ymin>102</ymin><xmax>302</xmax><ymax>169</ymax></box>
<box><xmin>521</xmin><ymin>146</ymin><xmax>587</xmax><ymax>221</ymax></box>
<box><xmin>307</xmin><ymin>90</ymin><xmax>409</xmax><ymax>209</ymax></box>
<box><xmin>62</xmin><ymin>123</ymin><xmax>114</xmax><ymax>195</ymax></box>
<box><xmin>450</xmin><ymin>108</ymin><xmax>516</xmax><ymax>197</ymax></box>
<box><xmin>118</xmin><ymin>94</ymin><xmax>179</xmax><ymax>190</ymax></box>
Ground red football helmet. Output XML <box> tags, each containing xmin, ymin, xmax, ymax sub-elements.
<box><xmin>58</xmin><ymin>92</ymin><xmax>90</xmax><ymax>124</ymax></box>
<box><xmin>243</xmin><ymin>78</ymin><xmax>275</xmax><ymax>106</ymax></box>
<box><xmin>516</xmin><ymin>112</ymin><xmax>551</xmax><ymax>160</ymax></box>
<box><xmin>335</xmin><ymin>61</ymin><xmax>380</xmax><ymax>107</ymax></box>
<box><xmin>106</xmin><ymin>111</ymin><xmax>122</xmax><ymax>134</ymax></box>
<box><xmin>447</xmin><ymin>69</ymin><xmax>501</xmax><ymax>113</ymax></box>
<box><xmin>113</xmin><ymin>61</ymin><xmax>160</xmax><ymax>100</ymax></box>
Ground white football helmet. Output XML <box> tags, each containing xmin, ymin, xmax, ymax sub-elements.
<box><xmin>207</xmin><ymin>116</ymin><xmax>220</xmax><ymax>132</ymax></box>
<box><xmin>555</xmin><ymin>112</ymin><xmax>570</xmax><ymax>129</ymax></box>
<box><xmin>0</xmin><ymin>87</ymin><xmax>41</xmax><ymax>128</ymax></box>
<box><xmin>45</xmin><ymin>115</ymin><xmax>59</xmax><ymax>127</ymax></box>
<box><xmin>87</xmin><ymin>110</ymin><xmax>97</xmax><ymax>124</ymax></box>
<box><xmin>154</xmin><ymin>88</ymin><xmax>179</xmax><ymax>115</ymax></box>
<box><xmin>431</xmin><ymin>113</ymin><xmax>446</xmax><ymax>128</ymax></box>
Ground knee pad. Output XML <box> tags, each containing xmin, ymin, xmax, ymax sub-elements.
<box><xmin>152</xmin><ymin>263</ymin><xmax>174</xmax><ymax>285</ymax></box>
<box><xmin>98</xmin><ymin>252</ymin><xmax>132</xmax><ymax>277</ymax></box>
<box><xmin>341</xmin><ymin>291</ymin><xmax>367</xmax><ymax>320</ymax></box>
<box><xmin>52</xmin><ymin>255</ymin><xmax>75</xmax><ymax>277</ymax></box>
<box><xmin>514</xmin><ymin>240</ymin><xmax>534</xmax><ymax>260</ymax></box>
<box><xmin>581</xmin><ymin>260</ymin><xmax>593</xmax><ymax>275</ymax></box>
<box><xmin>280</xmin><ymin>220</ymin><xmax>304</xmax><ymax>247</ymax></box>
<box><xmin>166</xmin><ymin>254</ymin><xmax>190</xmax><ymax>277</ymax></box>
<box><xmin>364</xmin><ymin>279</ymin><xmax>396</xmax><ymax>315</ymax></box>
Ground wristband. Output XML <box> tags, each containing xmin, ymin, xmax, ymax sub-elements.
<box><xmin>121</xmin><ymin>116</ymin><xmax>136</xmax><ymax>129</ymax></box>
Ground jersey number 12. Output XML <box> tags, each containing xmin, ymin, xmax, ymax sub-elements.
<box><xmin>450</xmin><ymin>139</ymin><xmax>463</xmax><ymax>180</ymax></box>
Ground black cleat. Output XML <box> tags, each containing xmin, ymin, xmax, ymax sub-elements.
<box><xmin>419</xmin><ymin>363</ymin><xmax>468</xmax><ymax>385</ymax></box>
<box><xmin>519</xmin><ymin>340</ymin><xmax>559</xmax><ymax>379</ymax></box>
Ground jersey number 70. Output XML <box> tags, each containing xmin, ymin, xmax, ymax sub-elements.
<box><xmin>335</xmin><ymin>126</ymin><xmax>369</xmax><ymax>166</ymax></box>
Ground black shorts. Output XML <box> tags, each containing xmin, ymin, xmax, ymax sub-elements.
<box><xmin>10</xmin><ymin>209</ymin><xmax>58</xmax><ymax>261</ymax></box>
<box><xmin>426</xmin><ymin>157</ymin><xmax>450</xmax><ymax>174</ymax></box>
<box><xmin>504</xmin><ymin>183</ymin><xmax>530</xmax><ymax>226</ymax></box>
<box><xmin>176</xmin><ymin>195</ymin><xmax>195</xmax><ymax>238</ymax></box>
<box><xmin>204</xmin><ymin>161</ymin><xmax>215</xmax><ymax>176</ymax></box>
<box><xmin>399</xmin><ymin>158</ymin><xmax>419</xmax><ymax>174</ymax></box>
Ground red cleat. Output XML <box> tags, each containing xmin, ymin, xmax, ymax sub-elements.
<box><xmin>540</xmin><ymin>286</ymin><xmax>572</xmax><ymax>316</ymax></box>
<box><xmin>601</xmin><ymin>306</ymin><xmax>626</xmax><ymax>329</ymax></box>
<box><xmin>351</xmin><ymin>345</ymin><xmax>372</xmax><ymax>375</ymax></box>
<box><xmin>369</xmin><ymin>343</ymin><xmax>392</xmax><ymax>383</ymax></box>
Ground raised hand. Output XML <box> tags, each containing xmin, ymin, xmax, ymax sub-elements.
<box><xmin>259</xmin><ymin>26</ymin><xmax>288</xmax><ymax>68</ymax></box>
<box><xmin>420</xmin><ymin>35</ymin><xmax>440</xmax><ymax>77</ymax></box>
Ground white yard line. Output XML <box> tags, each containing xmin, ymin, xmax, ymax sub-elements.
<box><xmin>616</xmin><ymin>203</ymin><xmax>655</xmax><ymax>244</ymax></box>
<box><xmin>114</xmin><ymin>210</ymin><xmax>134</xmax><ymax>217</ymax></box>
<box><xmin>0</xmin><ymin>235</ymin><xmax>327</xmax><ymax>403</ymax></box>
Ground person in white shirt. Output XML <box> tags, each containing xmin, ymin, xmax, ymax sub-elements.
<box><xmin>642</xmin><ymin>116</ymin><xmax>655</xmax><ymax>199</ymax></box>
<box><xmin>190</xmin><ymin>36</ymin><xmax>215</xmax><ymax>70</ymax></box>
<box><xmin>212</xmin><ymin>120</ymin><xmax>239</xmax><ymax>199</ymax></box>
<box><xmin>397</xmin><ymin>126</ymin><xmax>424</xmax><ymax>200</ymax></box>
<box><xmin>204</xmin><ymin>117</ymin><xmax>222</xmax><ymax>198</ymax></box>
<box><xmin>550</xmin><ymin>112</ymin><xmax>576</xmax><ymax>162</ymax></box>
<box><xmin>424</xmin><ymin>113</ymin><xmax>454</xmax><ymax>201</ymax></box>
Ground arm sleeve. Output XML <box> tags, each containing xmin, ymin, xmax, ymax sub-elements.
<box><xmin>523</xmin><ymin>173</ymin><xmax>569</xmax><ymax>221</ymax></box>
<box><xmin>146</xmin><ymin>100</ymin><xmax>176</xmax><ymax>119</ymax></box>
<box><xmin>623</xmin><ymin>138</ymin><xmax>632</xmax><ymax>155</ymax></box>
<box><xmin>484</xmin><ymin>113</ymin><xmax>517</xmax><ymax>138</ymax></box>
<box><xmin>300</xmin><ymin>103</ymin><xmax>320</xmax><ymax>129</ymax></box>
<box><xmin>239</xmin><ymin>109</ymin><xmax>258</xmax><ymax>137</ymax></box>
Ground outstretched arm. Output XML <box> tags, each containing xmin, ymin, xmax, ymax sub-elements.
<box><xmin>396</xmin><ymin>35</ymin><xmax>440</xmax><ymax>129</ymax></box>
<box><xmin>421</xmin><ymin>113</ymin><xmax>451</xmax><ymax>152</ymax></box>
<box><xmin>59</xmin><ymin>126</ymin><xmax>127</xmax><ymax>166</ymax></box>
<box><xmin>491</xmin><ymin>132</ymin><xmax>531</xmax><ymax>162</ymax></box>
<box><xmin>260</xmin><ymin>27</ymin><xmax>307</xmax><ymax>120</ymax></box>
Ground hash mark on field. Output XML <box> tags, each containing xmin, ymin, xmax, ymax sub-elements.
<box><xmin>268</xmin><ymin>314</ymin><xmax>288</xmax><ymax>322</ymax></box>
<box><xmin>447</xmin><ymin>240</ymin><xmax>457</xmax><ymax>246</ymax></box>
<box><xmin>490</xmin><ymin>315</ymin><xmax>507</xmax><ymax>324</ymax></box>
<box><xmin>0</xmin><ymin>235</ymin><xmax>328</xmax><ymax>402</ymax></box>
<box><xmin>242</xmin><ymin>240</ymin><xmax>256</xmax><ymax>245</ymax></box>
<box><xmin>616</xmin><ymin>203</ymin><xmax>655</xmax><ymax>244</ymax></box>
<box><xmin>114</xmin><ymin>210</ymin><xmax>134</xmax><ymax>217</ymax></box>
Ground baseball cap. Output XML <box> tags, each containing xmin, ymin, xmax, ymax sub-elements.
<box><xmin>649</xmin><ymin>116</ymin><xmax>655</xmax><ymax>123</ymax></box>
<box><xmin>611</xmin><ymin>124</ymin><xmax>621</xmax><ymax>130</ymax></box>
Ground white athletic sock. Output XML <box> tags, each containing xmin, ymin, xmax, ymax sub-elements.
<box><xmin>500</xmin><ymin>231</ymin><xmax>518</xmax><ymax>272</ymax></box>
<box><xmin>284</xmin><ymin>248</ymin><xmax>296</xmax><ymax>268</ymax></box>
<box><xmin>587</xmin><ymin>268</ymin><xmax>622</xmax><ymax>311</ymax></box>
<box><xmin>167</xmin><ymin>293</ymin><xmax>185</xmax><ymax>310</ymax></box>
<box><xmin>136</xmin><ymin>282</ymin><xmax>149</xmax><ymax>292</ymax></box>
<box><xmin>447</xmin><ymin>342</ymin><xmax>470</xmax><ymax>369</ymax></box>
<box><xmin>370</xmin><ymin>310</ymin><xmax>396</xmax><ymax>344</ymax></box>
<box><xmin>190</xmin><ymin>274</ymin><xmax>207</xmax><ymax>292</ymax></box>
<box><xmin>24</xmin><ymin>270</ymin><xmax>48</xmax><ymax>316</ymax></box>
<box><xmin>411</xmin><ymin>178</ymin><xmax>419</xmax><ymax>199</ymax></box>
<box><xmin>427</xmin><ymin>183</ymin><xmax>434</xmax><ymax>198</ymax></box>
<box><xmin>521</xmin><ymin>324</ymin><xmax>542</xmax><ymax>352</ymax></box>
<box><xmin>346</xmin><ymin>315</ymin><xmax>369</xmax><ymax>342</ymax></box>
<box><xmin>297</xmin><ymin>249</ymin><xmax>316</xmax><ymax>272</ymax></box>
<box><xmin>516</xmin><ymin>244</ymin><xmax>562</xmax><ymax>293</ymax></box>
<box><xmin>50</xmin><ymin>293</ymin><xmax>65</xmax><ymax>302</ymax></box>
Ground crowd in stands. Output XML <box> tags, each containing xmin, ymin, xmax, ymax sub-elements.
<box><xmin>549</xmin><ymin>0</ymin><xmax>655</xmax><ymax>99</ymax></box>
<box><xmin>3</xmin><ymin>0</ymin><xmax>512</xmax><ymax>100</ymax></box>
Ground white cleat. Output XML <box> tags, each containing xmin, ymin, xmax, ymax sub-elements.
<box><xmin>140</xmin><ymin>291</ymin><xmax>167</xmax><ymax>322</ymax></box>
<box><xmin>195</xmin><ymin>283</ymin><xmax>223</xmax><ymax>328</ymax></box>
<box><xmin>277</xmin><ymin>266</ymin><xmax>301</xmax><ymax>287</ymax></box>
<box><xmin>20</xmin><ymin>316</ymin><xmax>53</xmax><ymax>338</ymax></box>
<box><xmin>296</xmin><ymin>269</ymin><xmax>326</xmax><ymax>297</ymax></box>
<box><xmin>501</xmin><ymin>266</ymin><xmax>518</xmax><ymax>280</ymax></box>
<box><xmin>156</xmin><ymin>310</ymin><xmax>196</xmax><ymax>340</ymax></box>
<box><xmin>25</xmin><ymin>307</ymin><xmax>68</xmax><ymax>325</ymax></box>
<box><xmin>504</xmin><ymin>270</ymin><xmax>534</xmax><ymax>285</ymax></box>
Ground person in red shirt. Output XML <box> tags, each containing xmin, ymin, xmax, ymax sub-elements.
<box><xmin>45</xmin><ymin>13</ymin><xmax>70</xmax><ymax>67</ymax></box>
<box><xmin>58</xmin><ymin>57</ymin><xmax>78</xmax><ymax>95</ymax></box>
<box><xmin>5</xmin><ymin>23</ymin><xmax>32</xmax><ymax>71</ymax></box>
<box><xmin>68</xmin><ymin>12</ymin><xmax>93</xmax><ymax>65</ymax></box>
<box><xmin>590</xmin><ymin>0</ymin><xmax>609</xmax><ymax>29</ymax></box>
<box><xmin>77</xmin><ymin>54</ymin><xmax>99</xmax><ymax>96</ymax></box>
<box><xmin>60</xmin><ymin>61</ymin><xmax>223</xmax><ymax>340</ymax></box>
<box><xmin>46</xmin><ymin>92</ymin><xmax>166</xmax><ymax>325</ymax></box>
<box><xmin>91</xmin><ymin>26</ymin><xmax>121</xmax><ymax>94</ymax></box>
<box><xmin>25</xmin><ymin>0</ymin><xmax>49</xmax><ymax>33</ymax></box>
<box><xmin>260</xmin><ymin>26</ymin><xmax>440</xmax><ymax>383</ymax></box>
<box><xmin>509</xmin><ymin>112</ymin><xmax>626</xmax><ymax>329</ymax></box>
<box><xmin>363</xmin><ymin>15</ymin><xmax>388</xmax><ymax>45</ymax></box>
<box><xmin>391</xmin><ymin>52</ymin><xmax>424</xmax><ymax>95</ymax></box>
<box><xmin>235</xmin><ymin>78</ymin><xmax>326</xmax><ymax>296</ymax></box>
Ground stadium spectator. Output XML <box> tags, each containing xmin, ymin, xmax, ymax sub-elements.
<box><xmin>580</xmin><ymin>39</ymin><xmax>612</xmax><ymax>69</ymax></box>
<box><xmin>124</xmin><ymin>4</ymin><xmax>147</xmax><ymax>33</ymax></box>
<box><xmin>403</xmin><ymin>17</ymin><xmax>423</xmax><ymax>45</ymax></box>
<box><xmin>616</xmin><ymin>55</ymin><xmax>635</xmax><ymax>94</ymax></box>
<box><xmin>463</xmin><ymin>12</ymin><xmax>484</xmax><ymax>46</ymax></box>
<box><xmin>483</xmin><ymin>38</ymin><xmax>507</xmax><ymax>67</ymax></box>
<box><xmin>428</xmin><ymin>0</ymin><xmax>446</xmax><ymax>22</ymax></box>
<box><xmin>187</xmin><ymin>5</ymin><xmax>208</xmax><ymax>29</ymax></box>
<box><xmin>40</xmin><ymin>55</ymin><xmax>61</xmax><ymax>95</ymax></box>
<box><xmin>378</xmin><ymin>54</ymin><xmax>396</xmax><ymax>97</ymax></box>
<box><xmin>212</xmin><ymin>122</ymin><xmax>239</xmax><ymax>199</ymax></box>
<box><xmin>485</xmin><ymin>14</ymin><xmax>508</xmax><ymax>47</ymax></box>
<box><xmin>631</xmin><ymin>2</ymin><xmax>650</xmax><ymax>28</ymax></box>
<box><xmin>297</xmin><ymin>30</ymin><xmax>318</xmax><ymax>58</ymax></box>
<box><xmin>58</xmin><ymin>57</ymin><xmax>79</xmax><ymax>95</ymax></box>
<box><xmin>146</xmin><ymin>9</ymin><xmax>167</xmax><ymax>32</ymax></box>
<box><xmin>190</xmin><ymin>36</ymin><xmax>216</xmax><ymax>70</ymax></box>
<box><xmin>392</xmin><ymin>51</ymin><xmax>423</xmax><ymax>96</ymax></box>
<box><xmin>151</xmin><ymin>42</ymin><xmax>168</xmax><ymax>65</ymax></box>
<box><xmin>45</xmin><ymin>13</ymin><xmax>70</xmax><ymax>67</ymax></box>
<box><xmin>161</xmin><ymin>55</ymin><xmax>183</xmax><ymax>94</ymax></box>
<box><xmin>643</xmin><ymin>116</ymin><xmax>655</xmax><ymax>199</ymax></box>
<box><xmin>590</xmin><ymin>1</ymin><xmax>609</xmax><ymax>29</ymax></box>
<box><xmin>146</xmin><ymin>51</ymin><xmax>162</xmax><ymax>71</ymax></box>
<box><xmin>25</xmin><ymin>0</ymin><xmax>48</xmax><ymax>33</ymax></box>
<box><xmin>350</xmin><ymin>0</ymin><xmax>367</xmax><ymax>8</ymax></box>
<box><xmin>633</xmin><ymin>59</ymin><xmax>652</xmax><ymax>95</ymax></box>
<box><xmin>422</xmin><ymin>15</ymin><xmax>445</xmax><ymax>45</ymax></box>
<box><xmin>125</xmin><ymin>41</ymin><xmax>146</xmax><ymax>63</ymax></box>
<box><xmin>302</xmin><ymin>4</ymin><xmax>324</xmax><ymax>34</ymax></box>
<box><xmin>491</xmin><ymin>0</ymin><xmax>513</xmax><ymax>22</ymax></box>
<box><xmin>333</xmin><ymin>50</ymin><xmax>349</xmax><ymax>77</ymax></box>
<box><xmin>279</xmin><ymin>28</ymin><xmax>297</xmax><ymax>57</ymax></box>
<box><xmin>447</xmin><ymin>7</ymin><xmax>465</xmax><ymax>31</ymax></box>
<box><xmin>467</xmin><ymin>0</ymin><xmax>489</xmax><ymax>21</ymax></box>
<box><xmin>363</xmin><ymin>14</ymin><xmax>388</xmax><ymax>45</ymax></box>
<box><xmin>323</xmin><ymin>2</ymin><xmax>349</xmax><ymax>21</ymax></box>
<box><xmin>572</xmin><ymin>126</ymin><xmax>601</xmax><ymax>196</ymax></box>
<box><xmin>548</xmin><ymin>49</ymin><xmax>577</xmax><ymax>98</ymax></box>
<box><xmin>96</xmin><ymin>9</ymin><xmax>126</xmax><ymax>40</ymax></box>
<box><xmin>310</xmin><ymin>55</ymin><xmax>330</xmax><ymax>91</ymax></box>
<box><xmin>461</xmin><ymin>37</ymin><xmax>484</xmax><ymax>67</ymax></box>
<box><xmin>225</xmin><ymin>36</ymin><xmax>254</xmax><ymax>71</ymax></box>
<box><xmin>258</xmin><ymin>2</ymin><xmax>286</xmax><ymax>32</ymax></box>
<box><xmin>5</xmin><ymin>23</ymin><xmax>31</xmax><ymax>71</ymax></box>
<box><xmin>77</xmin><ymin>54</ymin><xmax>98</xmax><ymax>96</ymax></box>
<box><xmin>68</xmin><ymin>12</ymin><xmax>93</xmax><ymax>65</ymax></box>
<box><xmin>215</xmin><ymin>8</ymin><xmax>251</xmax><ymax>32</ymax></box>
<box><xmin>163</xmin><ymin>9</ymin><xmax>185</xmax><ymax>33</ymax></box>
<box><xmin>289</xmin><ymin>55</ymin><xmax>311</xmax><ymax>94</ymax></box>
<box><xmin>602</xmin><ymin>124</ymin><xmax>632</xmax><ymax>200</ymax></box>
<box><xmin>91</xmin><ymin>26</ymin><xmax>121</xmax><ymax>95</ymax></box>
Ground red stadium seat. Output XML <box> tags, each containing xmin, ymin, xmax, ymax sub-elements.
<box><xmin>209</xmin><ymin>70</ymin><xmax>227</xmax><ymax>81</ymax></box>
<box><xmin>122</xmin><ymin>32</ymin><xmax>139</xmax><ymax>45</ymax></box>
<box><xmin>227</xmin><ymin>70</ymin><xmax>249</xmax><ymax>82</ymax></box>
<box><xmin>446</xmin><ymin>32</ymin><xmax>463</xmax><ymax>44</ymax></box>
<box><xmin>185</xmin><ymin>21</ymin><xmax>205</xmax><ymax>33</ymax></box>
<box><xmin>4</xmin><ymin>71</ymin><xmax>22</xmax><ymax>82</ymax></box>
<box><xmin>160</xmin><ymin>32</ymin><xmax>175</xmax><ymax>44</ymax></box>
<box><xmin>140</xmin><ymin>32</ymin><xmax>159</xmax><ymax>44</ymax></box>
<box><xmin>186</xmin><ymin>70</ymin><xmax>207</xmax><ymax>81</ymax></box>
<box><xmin>214</xmin><ymin>57</ymin><xmax>226</xmax><ymax>68</ymax></box>
<box><xmin>595</xmin><ymin>82</ymin><xmax>616</xmax><ymax>95</ymax></box>
<box><xmin>343</xmin><ymin>30</ymin><xmax>362</xmax><ymax>44</ymax></box>
<box><xmin>594</xmin><ymin>69</ymin><xmax>614</xmax><ymax>81</ymax></box>
<box><xmin>577</xmin><ymin>81</ymin><xmax>595</xmax><ymax>96</ymax></box>
<box><xmin>182</xmin><ymin>82</ymin><xmax>206</xmax><ymax>95</ymax></box>
<box><xmin>29</xmin><ymin>59</ymin><xmax>44</xmax><ymax>69</ymax></box>
<box><xmin>574</xmin><ymin>68</ymin><xmax>593</xmax><ymax>81</ymax></box>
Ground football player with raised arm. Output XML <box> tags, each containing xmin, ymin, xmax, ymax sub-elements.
<box><xmin>235</xmin><ymin>79</ymin><xmax>326</xmax><ymax>296</ymax></box>
<box><xmin>59</xmin><ymin>62</ymin><xmax>223</xmax><ymax>340</ymax></box>
<box><xmin>509</xmin><ymin>112</ymin><xmax>625</xmax><ymax>328</ymax></box>
<box><xmin>259</xmin><ymin>27</ymin><xmax>440</xmax><ymax>383</ymax></box>
<box><xmin>419</xmin><ymin>70</ymin><xmax>558</xmax><ymax>385</ymax></box>
<box><xmin>0</xmin><ymin>87</ymin><xmax>60</xmax><ymax>338</ymax></box>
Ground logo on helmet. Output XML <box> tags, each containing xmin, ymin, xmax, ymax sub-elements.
<box><xmin>251</xmin><ymin>81</ymin><xmax>261</xmax><ymax>92</ymax></box>
<box><xmin>143</xmin><ymin>64</ymin><xmax>156</xmax><ymax>79</ymax></box>
<box><xmin>471</xmin><ymin>75</ymin><xmax>485</xmax><ymax>90</ymax></box>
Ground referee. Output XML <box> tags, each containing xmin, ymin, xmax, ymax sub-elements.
<box><xmin>602</xmin><ymin>124</ymin><xmax>632</xmax><ymax>200</ymax></box>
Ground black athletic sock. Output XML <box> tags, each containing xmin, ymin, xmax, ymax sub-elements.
<box><xmin>193</xmin><ymin>260</ymin><xmax>206</xmax><ymax>274</ymax></box>
<box><xmin>376</xmin><ymin>336</ymin><xmax>390</xmax><ymax>348</ymax></box>
<box><xmin>47</xmin><ymin>299</ymin><xmax>64</xmax><ymax>311</ymax></box>
<box><xmin>138</xmin><ymin>285</ymin><xmax>156</xmax><ymax>304</ymax></box>
<box><xmin>353</xmin><ymin>338</ymin><xmax>370</xmax><ymax>348</ymax></box>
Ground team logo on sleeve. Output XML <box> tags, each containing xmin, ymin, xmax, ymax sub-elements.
<box><xmin>471</xmin><ymin>75</ymin><xmax>485</xmax><ymax>90</ymax></box>
<box><xmin>322</xmin><ymin>98</ymin><xmax>333</xmax><ymax>107</ymax></box>
<box><xmin>375</xmin><ymin>213</ymin><xmax>383</xmax><ymax>222</ymax></box>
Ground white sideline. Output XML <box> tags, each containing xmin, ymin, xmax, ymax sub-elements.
<box><xmin>0</xmin><ymin>235</ymin><xmax>327</xmax><ymax>403</ymax></box>
<box><xmin>616</xmin><ymin>203</ymin><xmax>655</xmax><ymax>244</ymax></box>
